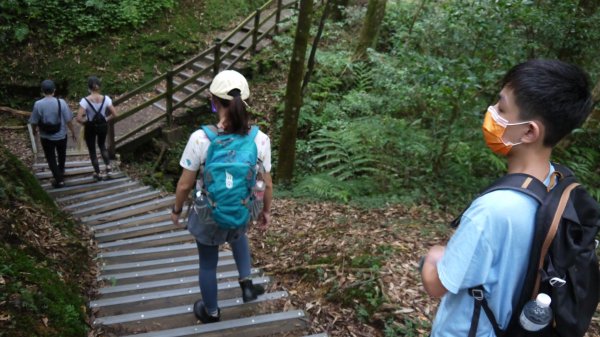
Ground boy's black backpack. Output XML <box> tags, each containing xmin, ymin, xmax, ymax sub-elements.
<box><xmin>451</xmin><ymin>163</ymin><xmax>600</xmax><ymax>337</ymax></box>
<box><xmin>38</xmin><ymin>98</ymin><xmax>62</xmax><ymax>134</ymax></box>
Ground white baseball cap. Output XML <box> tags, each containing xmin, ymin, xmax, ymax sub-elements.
<box><xmin>209</xmin><ymin>70</ymin><xmax>250</xmax><ymax>101</ymax></box>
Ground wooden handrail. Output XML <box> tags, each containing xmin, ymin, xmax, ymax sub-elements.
<box><xmin>172</xmin><ymin>81</ymin><xmax>211</xmax><ymax>111</ymax></box>
<box><xmin>172</xmin><ymin>46</ymin><xmax>216</xmax><ymax>74</ymax></box>
<box><xmin>172</xmin><ymin>67</ymin><xmax>212</xmax><ymax>93</ymax></box>
<box><xmin>113</xmin><ymin>73</ymin><xmax>167</xmax><ymax>106</ymax></box>
<box><xmin>114</xmin><ymin>92</ymin><xmax>167</xmax><ymax>122</ymax></box>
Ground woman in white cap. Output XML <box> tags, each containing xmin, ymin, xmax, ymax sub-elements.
<box><xmin>171</xmin><ymin>70</ymin><xmax>272</xmax><ymax>323</ymax></box>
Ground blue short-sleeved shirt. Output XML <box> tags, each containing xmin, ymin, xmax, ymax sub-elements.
<box><xmin>29</xmin><ymin>97</ymin><xmax>73</xmax><ymax>140</ymax></box>
<box><xmin>431</xmin><ymin>165</ymin><xmax>555</xmax><ymax>337</ymax></box>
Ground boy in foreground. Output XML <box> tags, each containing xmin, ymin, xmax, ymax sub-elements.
<box><xmin>422</xmin><ymin>59</ymin><xmax>593</xmax><ymax>336</ymax></box>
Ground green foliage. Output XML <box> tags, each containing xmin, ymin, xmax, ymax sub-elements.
<box><xmin>0</xmin><ymin>0</ymin><xmax>176</xmax><ymax>47</ymax></box>
<box><xmin>384</xmin><ymin>316</ymin><xmax>432</xmax><ymax>337</ymax></box>
<box><xmin>262</xmin><ymin>0</ymin><xmax>600</xmax><ymax>210</ymax></box>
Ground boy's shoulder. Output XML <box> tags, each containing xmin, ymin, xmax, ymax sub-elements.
<box><xmin>463</xmin><ymin>189</ymin><xmax>539</xmax><ymax>229</ymax></box>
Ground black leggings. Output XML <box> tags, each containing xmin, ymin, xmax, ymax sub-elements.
<box><xmin>84</xmin><ymin>124</ymin><xmax>110</xmax><ymax>174</ymax></box>
<box><xmin>40</xmin><ymin>136</ymin><xmax>67</xmax><ymax>182</ymax></box>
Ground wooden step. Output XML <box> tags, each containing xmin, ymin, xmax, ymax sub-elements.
<box><xmin>94</xmin><ymin>291</ymin><xmax>288</xmax><ymax>331</ymax></box>
<box><xmin>56</xmin><ymin>181</ymin><xmax>140</xmax><ymax>205</ymax></box>
<box><xmin>91</xmin><ymin>277</ymin><xmax>271</xmax><ymax>317</ymax></box>
<box><xmin>95</xmin><ymin>219</ymin><xmax>182</xmax><ymax>243</ymax></box>
<box><xmin>99</xmin><ymin>268</ymin><xmax>260</xmax><ymax>298</ymax></box>
<box><xmin>45</xmin><ymin>176</ymin><xmax>129</xmax><ymax>197</ymax></box>
<box><xmin>99</xmin><ymin>250</ymin><xmax>210</xmax><ymax>274</ymax></box>
<box><xmin>98</xmin><ymin>229</ymin><xmax>193</xmax><ymax>251</ymax></box>
<box><xmin>42</xmin><ymin>172</ymin><xmax>126</xmax><ymax>191</ymax></box>
<box><xmin>64</xmin><ymin>185</ymin><xmax>151</xmax><ymax>211</ymax></box>
<box><xmin>33</xmin><ymin>159</ymin><xmax>102</xmax><ymax>171</ymax></box>
<box><xmin>35</xmin><ymin>165</ymin><xmax>106</xmax><ymax>180</ymax></box>
<box><xmin>100</xmin><ymin>258</ymin><xmax>238</xmax><ymax>286</ymax></box>
<box><xmin>71</xmin><ymin>190</ymin><xmax>162</xmax><ymax>218</ymax></box>
<box><xmin>119</xmin><ymin>310</ymin><xmax>307</xmax><ymax>337</ymax></box>
<box><xmin>82</xmin><ymin>196</ymin><xmax>175</xmax><ymax>226</ymax></box>
<box><xmin>97</xmin><ymin>241</ymin><xmax>197</xmax><ymax>263</ymax></box>
<box><xmin>91</xmin><ymin>210</ymin><xmax>172</xmax><ymax>233</ymax></box>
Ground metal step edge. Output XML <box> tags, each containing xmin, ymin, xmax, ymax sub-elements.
<box><xmin>42</xmin><ymin>172</ymin><xmax>126</xmax><ymax>190</ymax></box>
<box><xmin>97</xmin><ymin>241</ymin><xmax>195</xmax><ymax>260</ymax></box>
<box><xmin>57</xmin><ymin>181</ymin><xmax>139</xmax><ymax>204</ymax></box>
<box><xmin>99</xmin><ymin>268</ymin><xmax>260</xmax><ymax>295</ymax></box>
<box><xmin>99</xmin><ymin>249</ymin><xmax>215</xmax><ymax>272</ymax></box>
<box><xmin>33</xmin><ymin>160</ymin><xmax>101</xmax><ymax>170</ymax></box>
<box><xmin>98</xmin><ymin>228</ymin><xmax>190</xmax><ymax>249</ymax></box>
<box><xmin>82</xmin><ymin>196</ymin><xmax>175</xmax><ymax>224</ymax></box>
<box><xmin>99</xmin><ymin>249</ymin><xmax>232</xmax><ymax>272</ymax></box>
<box><xmin>64</xmin><ymin>186</ymin><xmax>151</xmax><ymax>210</ymax></box>
<box><xmin>45</xmin><ymin>176</ymin><xmax>129</xmax><ymax>196</ymax></box>
<box><xmin>304</xmin><ymin>334</ymin><xmax>329</xmax><ymax>337</ymax></box>
<box><xmin>98</xmin><ymin>259</ymin><xmax>237</xmax><ymax>286</ymax></box>
<box><xmin>72</xmin><ymin>190</ymin><xmax>162</xmax><ymax>217</ymax></box>
<box><xmin>35</xmin><ymin>165</ymin><xmax>99</xmax><ymax>179</ymax></box>
<box><xmin>90</xmin><ymin>276</ymin><xmax>270</xmax><ymax>308</ymax></box>
<box><xmin>91</xmin><ymin>209</ymin><xmax>171</xmax><ymax>232</ymax></box>
<box><xmin>119</xmin><ymin>310</ymin><xmax>306</xmax><ymax>337</ymax></box>
<box><xmin>95</xmin><ymin>219</ymin><xmax>183</xmax><ymax>243</ymax></box>
<box><xmin>93</xmin><ymin>291</ymin><xmax>287</xmax><ymax>326</ymax></box>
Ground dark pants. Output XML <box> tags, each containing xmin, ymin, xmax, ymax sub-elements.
<box><xmin>40</xmin><ymin>136</ymin><xmax>67</xmax><ymax>183</ymax></box>
<box><xmin>84</xmin><ymin>124</ymin><xmax>110</xmax><ymax>174</ymax></box>
<box><xmin>196</xmin><ymin>235</ymin><xmax>252</xmax><ymax>313</ymax></box>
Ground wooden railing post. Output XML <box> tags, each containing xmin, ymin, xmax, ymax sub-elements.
<box><xmin>165</xmin><ymin>70</ymin><xmax>174</xmax><ymax>127</ymax></box>
<box><xmin>108</xmin><ymin>119</ymin><xmax>116</xmax><ymax>159</ymax></box>
<box><xmin>213</xmin><ymin>39</ymin><xmax>221</xmax><ymax>76</ymax></box>
<box><xmin>275</xmin><ymin>0</ymin><xmax>283</xmax><ymax>34</ymax></box>
<box><xmin>252</xmin><ymin>9</ymin><xmax>261</xmax><ymax>55</ymax></box>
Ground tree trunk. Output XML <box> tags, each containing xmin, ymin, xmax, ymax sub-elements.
<box><xmin>302</xmin><ymin>0</ymin><xmax>333</xmax><ymax>95</ymax></box>
<box><xmin>276</xmin><ymin>0</ymin><xmax>313</xmax><ymax>184</ymax></box>
<box><xmin>353</xmin><ymin>0</ymin><xmax>387</xmax><ymax>60</ymax></box>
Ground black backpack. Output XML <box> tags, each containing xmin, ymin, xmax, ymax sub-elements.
<box><xmin>38</xmin><ymin>98</ymin><xmax>62</xmax><ymax>134</ymax></box>
<box><xmin>84</xmin><ymin>96</ymin><xmax>108</xmax><ymax>134</ymax></box>
<box><xmin>451</xmin><ymin>163</ymin><xmax>600</xmax><ymax>337</ymax></box>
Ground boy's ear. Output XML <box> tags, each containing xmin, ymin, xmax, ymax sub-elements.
<box><xmin>521</xmin><ymin>120</ymin><xmax>544</xmax><ymax>144</ymax></box>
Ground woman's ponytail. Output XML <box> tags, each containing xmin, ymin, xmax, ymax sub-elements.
<box><xmin>220</xmin><ymin>89</ymin><xmax>248</xmax><ymax>135</ymax></box>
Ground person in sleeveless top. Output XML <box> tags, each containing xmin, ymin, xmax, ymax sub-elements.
<box><xmin>171</xmin><ymin>70</ymin><xmax>273</xmax><ymax>324</ymax></box>
<box><xmin>76</xmin><ymin>76</ymin><xmax>117</xmax><ymax>181</ymax></box>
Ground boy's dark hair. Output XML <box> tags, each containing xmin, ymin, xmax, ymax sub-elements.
<box><xmin>500</xmin><ymin>59</ymin><xmax>593</xmax><ymax>147</ymax></box>
<box><xmin>88</xmin><ymin>76</ymin><xmax>102</xmax><ymax>91</ymax></box>
<box><xmin>216</xmin><ymin>88</ymin><xmax>249</xmax><ymax>135</ymax></box>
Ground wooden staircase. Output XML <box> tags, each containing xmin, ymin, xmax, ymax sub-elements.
<box><xmin>33</xmin><ymin>155</ymin><xmax>326</xmax><ymax>336</ymax></box>
<box><xmin>110</xmin><ymin>0</ymin><xmax>298</xmax><ymax>154</ymax></box>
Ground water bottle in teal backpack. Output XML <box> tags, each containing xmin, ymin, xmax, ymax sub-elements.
<box><xmin>200</xmin><ymin>124</ymin><xmax>259</xmax><ymax>229</ymax></box>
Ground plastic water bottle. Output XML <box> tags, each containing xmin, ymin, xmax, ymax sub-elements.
<box><xmin>519</xmin><ymin>293</ymin><xmax>553</xmax><ymax>331</ymax></box>
<box><xmin>253</xmin><ymin>180</ymin><xmax>265</xmax><ymax>200</ymax></box>
<box><xmin>195</xmin><ymin>178</ymin><xmax>203</xmax><ymax>200</ymax></box>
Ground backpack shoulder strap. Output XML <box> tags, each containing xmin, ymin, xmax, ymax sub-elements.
<box><xmin>248</xmin><ymin>125</ymin><xmax>259</xmax><ymax>139</ymax></box>
<box><xmin>201</xmin><ymin>125</ymin><xmax>219</xmax><ymax>141</ymax></box>
<box><xmin>56</xmin><ymin>98</ymin><xmax>62</xmax><ymax>120</ymax></box>
<box><xmin>450</xmin><ymin>174</ymin><xmax>547</xmax><ymax>228</ymax></box>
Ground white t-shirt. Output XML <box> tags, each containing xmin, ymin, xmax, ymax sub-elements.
<box><xmin>179</xmin><ymin>128</ymin><xmax>272</xmax><ymax>172</ymax></box>
<box><xmin>79</xmin><ymin>96</ymin><xmax>113</xmax><ymax>122</ymax></box>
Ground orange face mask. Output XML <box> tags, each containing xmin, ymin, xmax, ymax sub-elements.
<box><xmin>482</xmin><ymin>106</ymin><xmax>529</xmax><ymax>156</ymax></box>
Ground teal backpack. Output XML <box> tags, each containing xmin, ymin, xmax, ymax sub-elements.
<box><xmin>199</xmin><ymin>125</ymin><xmax>259</xmax><ymax>229</ymax></box>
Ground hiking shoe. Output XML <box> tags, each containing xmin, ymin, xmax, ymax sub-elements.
<box><xmin>239</xmin><ymin>279</ymin><xmax>265</xmax><ymax>303</ymax></box>
<box><xmin>193</xmin><ymin>300</ymin><xmax>220</xmax><ymax>324</ymax></box>
<box><xmin>52</xmin><ymin>180</ymin><xmax>65</xmax><ymax>189</ymax></box>
<box><xmin>93</xmin><ymin>173</ymin><xmax>101</xmax><ymax>182</ymax></box>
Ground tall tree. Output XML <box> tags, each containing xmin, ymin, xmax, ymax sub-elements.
<box><xmin>330</xmin><ymin>0</ymin><xmax>349</xmax><ymax>21</ymax></box>
<box><xmin>353</xmin><ymin>0</ymin><xmax>387</xmax><ymax>60</ymax></box>
<box><xmin>302</xmin><ymin>0</ymin><xmax>333</xmax><ymax>95</ymax></box>
<box><xmin>276</xmin><ymin>0</ymin><xmax>313</xmax><ymax>184</ymax></box>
